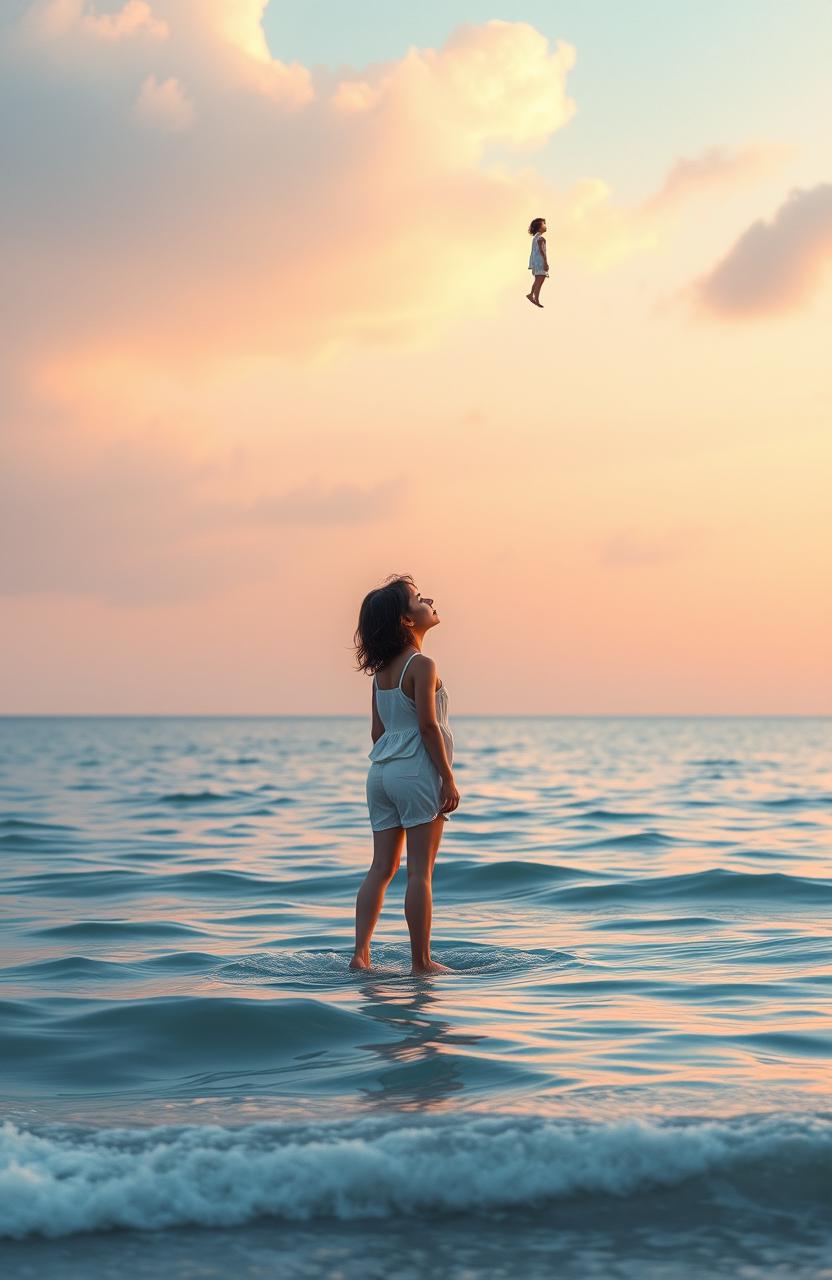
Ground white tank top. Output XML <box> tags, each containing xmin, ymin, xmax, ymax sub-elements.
<box><xmin>368</xmin><ymin>651</ymin><xmax>454</xmax><ymax>765</ymax></box>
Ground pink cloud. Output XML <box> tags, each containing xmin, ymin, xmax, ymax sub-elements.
<box><xmin>641</xmin><ymin>143</ymin><xmax>793</xmax><ymax>219</ymax></box>
<box><xmin>690</xmin><ymin>183</ymin><xmax>832</xmax><ymax>317</ymax></box>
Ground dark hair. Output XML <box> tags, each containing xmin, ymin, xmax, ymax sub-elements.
<box><xmin>528</xmin><ymin>217</ymin><xmax>545</xmax><ymax>235</ymax></box>
<box><xmin>354</xmin><ymin>574</ymin><xmax>416</xmax><ymax>674</ymax></box>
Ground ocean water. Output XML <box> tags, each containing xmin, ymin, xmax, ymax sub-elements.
<box><xmin>0</xmin><ymin>715</ymin><xmax>830</xmax><ymax>1278</ymax></box>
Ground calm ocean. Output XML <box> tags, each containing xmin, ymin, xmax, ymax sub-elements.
<box><xmin>1</xmin><ymin>715</ymin><xmax>830</xmax><ymax>1277</ymax></box>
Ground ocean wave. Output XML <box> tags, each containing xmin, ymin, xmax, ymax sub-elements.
<box><xmin>590</xmin><ymin>915</ymin><xmax>723</xmax><ymax>931</ymax></box>
<box><xmin>554</xmin><ymin>868</ymin><xmax>832</xmax><ymax>906</ymax></box>
<box><xmin>154</xmin><ymin>790</ymin><xmax>230</xmax><ymax>805</ymax></box>
<box><xmin>564</xmin><ymin>830</ymin><xmax>680</xmax><ymax>851</ymax></box>
<box><xmin>33</xmin><ymin>920</ymin><xmax>207</xmax><ymax>939</ymax></box>
<box><xmin>135</xmin><ymin>789</ymin><xmax>297</xmax><ymax>809</ymax></box>
<box><xmin>437</xmin><ymin>859</ymin><xmax>597</xmax><ymax>895</ymax></box>
<box><xmin>0</xmin><ymin>1112</ymin><xmax>829</xmax><ymax>1240</ymax></box>
<box><xmin>56</xmin><ymin>994</ymin><xmax>375</xmax><ymax>1049</ymax></box>
<box><xmin>579</xmin><ymin>808</ymin><xmax>656</xmax><ymax>822</ymax></box>
<box><xmin>0</xmin><ymin>996</ymin><xmax>399</xmax><ymax>1089</ymax></box>
<box><xmin>0</xmin><ymin>818</ymin><xmax>76</xmax><ymax>832</ymax></box>
<box><xmin>15</xmin><ymin>870</ymin><xmax>148</xmax><ymax>898</ymax></box>
<box><xmin>3</xmin><ymin>951</ymin><xmax>219</xmax><ymax>979</ymax></box>
<box><xmin>0</xmin><ymin>818</ymin><xmax>80</xmax><ymax>852</ymax></box>
<box><xmin>17</xmin><ymin>868</ymin><xmax>311</xmax><ymax>901</ymax></box>
<box><xmin>759</xmin><ymin>794</ymin><xmax>832</xmax><ymax>809</ymax></box>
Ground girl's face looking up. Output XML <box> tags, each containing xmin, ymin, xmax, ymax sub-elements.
<box><xmin>406</xmin><ymin>584</ymin><xmax>439</xmax><ymax>633</ymax></box>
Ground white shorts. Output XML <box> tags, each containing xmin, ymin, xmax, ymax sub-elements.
<box><xmin>366</xmin><ymin>748</ymin><xmax>449</xmax><ymax>831</ymax></box>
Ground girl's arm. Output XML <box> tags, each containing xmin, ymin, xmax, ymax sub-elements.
<box><xmin>412</xmin><ymin>655</ymin><xmax>453</xmax><ymax>781</ymax></box>
<box><xmin>371</xmin><ymin>683</ymin><xmax>384</xmax><ymax>744</ymax></box>
<box><xmin>539</xmin><ymin>235</ymin><xmax>548</xmax><ymax>268</ymax></box>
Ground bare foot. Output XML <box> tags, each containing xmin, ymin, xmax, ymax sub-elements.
<box><xmin>410</xmin><ymin>960</ymin><xmax>453</xmax><ymax>976</ymax></box>
<box><xmin>349</xmin><ymin>955</ymin><xmax>370</xmax><ymax>971</ymax></box>
<box><xmin>526</xmin><ymin>292</ymin><xmax>536</xmax><ymax>305</ymax></box>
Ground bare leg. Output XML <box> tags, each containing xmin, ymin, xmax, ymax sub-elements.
<box><xmin>404</xmin><ymin>815</ymin><xmax>451</xmax><ymax>975</ymax></box>
<box><xmin>532</xmin><ymin>274</ymin><xmax>547</xmax><ymax>306</ymax></box>
<box><xmin>350</xmin><ymin>826</ymin><xmax>404</xmax><ymax>970</ymax></box>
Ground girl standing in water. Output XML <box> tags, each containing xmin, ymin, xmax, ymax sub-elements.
<box><xmin>526</xmin><ymin>216</ymin><xmax>549</xmax><ymax>307</ymax></box>
<box><xmin>350</xmin><ymin>574</ymin><xmax>459</xmax><ymax>976</ymax></box>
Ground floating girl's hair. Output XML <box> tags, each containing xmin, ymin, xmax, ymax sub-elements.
<box><xmin>528</xmin><ymin>217</ymin><xmax>545</xmax><ymax>235</ymax></box>
<box><xmin>354</xmin><ymin>574</ymin><xmax>416</xmax><ymax>674</ymax></box>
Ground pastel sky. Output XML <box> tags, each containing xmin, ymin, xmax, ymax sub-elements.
<box><xmin>1</xmin><ymin>0</ymin><xmax>830</xmax><ymax>714</ymax></box>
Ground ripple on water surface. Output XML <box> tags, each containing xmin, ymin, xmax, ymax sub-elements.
<box><xmin>0</xmin><ymin>715</ymin><xmax>830</xmax><ymax>1126</ymax></box>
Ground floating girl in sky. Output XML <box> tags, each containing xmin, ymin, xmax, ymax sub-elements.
<box><xmin>526</xmin><ymin>216</ymin><xmax>549</xmax><ymax>308</ymax></box>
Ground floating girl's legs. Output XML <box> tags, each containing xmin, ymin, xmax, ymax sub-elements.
<box><xmin>532</xmin><ymin>273</ymin><xmax>547</xmax><ymax>306</ymax></box>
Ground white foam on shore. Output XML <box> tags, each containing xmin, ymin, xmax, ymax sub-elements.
<box><xmin>1</xmin><ymin>1113</ymin><xmax>829</xmax><ymax>1239</ymax></box>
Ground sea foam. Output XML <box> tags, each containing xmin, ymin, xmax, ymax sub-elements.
<box><xmin>1</xmin><ymin>1112</ymin><xmax>830</xmax><ymax>1239</ymax></box>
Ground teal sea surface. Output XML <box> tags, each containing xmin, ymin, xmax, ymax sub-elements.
<box><xmin>1</xmin><ymin>716</ymin><xmax>830</xmax><ymax>1277</ymax></box>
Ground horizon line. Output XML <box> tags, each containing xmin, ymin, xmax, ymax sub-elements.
<box><xmin>0</xmin><ymin>713</ymin><xmax>829</xmax><ymax>721</ymax></box>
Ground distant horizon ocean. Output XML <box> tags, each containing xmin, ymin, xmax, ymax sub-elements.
<box><xmin>1</xmin><ymin>714</ymin><xmax>830</xmax><ymax>1278</ymax></box>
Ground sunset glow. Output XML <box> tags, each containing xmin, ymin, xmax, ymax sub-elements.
<box><xmin>2</xmin><ymin>0</ymin><xmax>830</xmax><ymax>713</ymax></box>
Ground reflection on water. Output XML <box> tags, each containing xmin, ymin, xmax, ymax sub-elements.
<box><xmin>355</xmin><ymin>980</ymin><xmax>479</xmax><ymax>1110</ymax></box>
